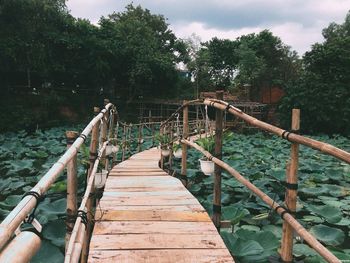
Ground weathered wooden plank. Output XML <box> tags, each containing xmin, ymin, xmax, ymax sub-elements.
<box><xmin>102</xmin><ymin>191</ymin><xmax>193</xmax><ymax>198</ymax></box>
<box><xmin>95</xmin><ymin>209</ymin><xmax>211</xmax><ymax>221</ymax></box>
<box><xmin>104</xmin><ymin>176</ymin><xmax>183</xmax><ymax>188</ymax></box>
<box><xmin>93</xmin><ymin>221</ymin><xmax>218</xmax><ymax>235</ymax></box>
<box><xmin>99</xmin><ymin>195</ymin><xmax>199</xmax><ymax>206</ymax></box>
<box><xmin>88</xmin><ymin>249</ymin><xmax>234</xmax><ymax>263</ymax></box>
<box><xmin>103</xmin><ymin>186</ymin><xmax>185</xmax><ymax>192</ymax></box>
<box><xmin>94</xmin><ymin>204</ymin><xmax>205</xmax><ymax>212</ymax></box>
<box><xmin>108</xmin><ymin>171</ymin><xmax>167</xmax><ymax>176</ymax></box>
<box><xmin>90</xmin><ymin>234</ymin><xmax>227</xmax><ymax>250</ymax></box>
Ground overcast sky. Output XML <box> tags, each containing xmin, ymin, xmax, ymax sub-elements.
<box><xmin>66</xmin><ymin>0</ymin><xmax>349</xmax><ymax>56</ymax></box>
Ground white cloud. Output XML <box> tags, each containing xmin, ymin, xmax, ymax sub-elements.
<box><xmin>66</xmin><ymin>0</ymin><xmax>350</xmax><ymax>55</ymax></box>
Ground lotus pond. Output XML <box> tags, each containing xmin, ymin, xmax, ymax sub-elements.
<box><xmin>0</xmin><ymin>127</ymin><xmax>349</xmax><ymax>262</ymax></box>
<box><xmin>172</xmin><ymin>132</ymin><xmax>350</xmax><ymax>262</ymax></box>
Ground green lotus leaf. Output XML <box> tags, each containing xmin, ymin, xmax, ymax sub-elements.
<box><xmin>309</xmin><ymin>224</ymin><xmax>345</xmax><ymax>246</ymax></box>
<box><xmin>42</xmin><ymin>219</ymin><xmax>65</xmax><ymax>247</ymax></box>
<box><xmin>293</xmin><ymin>243</ymin><xmax>318</xmax><ymax>257</ymax></box>
<box><xmin>302</xmin><ymin>215</ymin><xmax>324</xmax><ymax>223</ymax></box>
<box><xmin>31</xmin><ymin>240</ymin><xmax>64</xmax><ymax>263</ymax></box>
<box><xmin>222</xmin><ymin>205</ymin><xmax>250</xmax><ymax>224</ymax></box>
<box><xmin>306</xmin><ymin>204</ymin><xmax>342</xmax><ymax>223</ymax></box>
<box><xmin>221</xmin><ymin>232</ymin><xmax>264</xmax><ymax>257</ymax></box>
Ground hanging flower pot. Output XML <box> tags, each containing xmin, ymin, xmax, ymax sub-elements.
<box><xmin>161</xmin><ymin>148</ymin><xmax>170</xmax><ymax>157</ymax></box>
<box><xmin>105</xmin><ymin>145</ymin><xmax>119</xmax><ymax>156</ymax></box>
<box><xmin>173</xmin><ymin>148</ymin><xmax>182</xmax><ymax>158</ymax></box>
<box><xmin>172</xmin><ymin>143</ymin><xmax>182</xmax><ymax>159</ymax></box>
<box><xmin>199</xmin><ymin>158</ymin><xmax>215</xmax><ymax>175</ymax></box>
<box><xmin>95</xmin><ymin>169</ymin><xmax>108</xmax><ymax>189</ymax></box>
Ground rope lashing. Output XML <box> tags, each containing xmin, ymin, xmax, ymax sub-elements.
<box><xmin>21</xmin><ymin>191</ymin><xmax>45</xmax><ymax>224</ymax></box>
<box><xmin>281</xmin><ymin>129</ymin><xmax>300</xmax><ymax>142</ymax></box>
<box><xmin>77</xmin><ymin>210</ymin><xmax>88</xmax><ymax>227</ymax></box>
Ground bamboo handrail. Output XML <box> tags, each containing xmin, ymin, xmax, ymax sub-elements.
<box><xmin>204</xmin><ymin>98</ymin><xmax>350</xmax><ymax>164</ymax></box>
<box><xmin>160</xmin><ymin>99</ymin><xmax>203</xmax><ymax>128</ymax></box>
<box><xmin>0</xmin><ymin>103</ymin><xmax>113</xmax><ymax>251</ymax></box>
<box><xmin>65</xmin><ymin>141</ymin><xmax>108</xmax><ymax>263</ymax></box>
<box><xmin>180</xmin><ymin>138</ymin><xmax>341</xmax><ymax>263</ymax></box>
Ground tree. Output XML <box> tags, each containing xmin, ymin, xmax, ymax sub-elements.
<box><xmin>279</xmin><ymin>11</ymin><xmax>350</xmax><ymax>134</ymax></box>
<box><xmin>99</xmin><ymin>4</ymin><xmax>188</xmax><ymax>101</ymax></box>
<box><xmin>0</xmin><ymin>0</ymin><xmax>70</xmax><ymax>88</ymax></box>
<box><xmin>189</xmin><ymin>31</ymin><xmax>299</xmax><ymax>93</ymax></box>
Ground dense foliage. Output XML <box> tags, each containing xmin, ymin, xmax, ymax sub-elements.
<box><xmin>0</xmin><ymin>1</ymin><xmax>190</xmax><ymax>98</ymax></box>
<box><xmin>279</xmin><ymin>12</ymin><xmax>350</xmax><ymax>134</ymax></box>
<box><xmin>187</xmin><ymin>31</ymin><xmax>300</xmax><ymax>93</ymax></box>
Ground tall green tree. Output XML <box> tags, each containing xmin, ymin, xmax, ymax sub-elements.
<box><xmin>279</xmin><ymin>12</ymin><xmax>350</xmax><ymax>134</ymax></box>
<box><xmin>99</xmin><ymin>4</ymin><xmax>189</xmax><ymax>101</ymax></box>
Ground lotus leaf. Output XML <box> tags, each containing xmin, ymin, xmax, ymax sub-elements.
<box><xmin>309</xmin><ymin>224</ymin><xmax>345</xmax><ymax>246</ymax></box>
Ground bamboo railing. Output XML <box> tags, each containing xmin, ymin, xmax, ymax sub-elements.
<box><xmin>159</xmin><ymin>94</ymin><xmax>349</xmax><ymax>263</ymax></box>
<box><xmin>0</xmin><ymin>101</ymin><xmax>117</xmax><ymax>263</ymax></box>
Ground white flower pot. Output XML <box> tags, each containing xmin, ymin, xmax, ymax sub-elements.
<box><xmin>162</xmin><ymin>149</ymin><xmax>170</xmax><ymax>157</ymax></box>
<box><xmin>95</xmin><ymin>169</ymin><xmax>108</xmax><ymax>188</ymax></box>
<box><xmin>105</xmin><ymin>145</ymin><xmax>119</xmax><ymax>156</ymax></box>
<box><xmin>173</xmin><ymin>149</ymin><xmax>182</xmax><ymax>158</ymax></box>
<box><xmin>199</xmin><ymin>159</ymin><xmax>214</xmax><ymax>175</ymax></box>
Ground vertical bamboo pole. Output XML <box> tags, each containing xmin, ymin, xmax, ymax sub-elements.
<box><xmin>213</xmin><ymin>90</ymin><xmax>224</xmax><ymax>229</ymax></box>
<box><xmin>101</xmin><ymin>99</ymin><xmax>109</xmax><ymax>169</ymax></box>
<box><xmin>122</xmin><ymin>125</ymin><xmax>126</xmax><ymax>162</ymax></box>
<box><xmin>169</xmin><ymin>120</ymin><xmax>174</xmax><ymax>170</ymax></box>
<box><xmin>80</xmin><ymin>107</ymin><xmax>100</xmax><ymax>263</ymax></box>
<box><xmin>160</xmin><ymin>124</ymin><xmax>165</xmax><ymax>170</ymax></box>
<box><xmin>65</xmin><ymin>131</ymin><xmax>79</xmax><ymax>252</ymax></box>
<box><xmin>137</xmin><ymin>122</ymin><xmax>142</xmax><ymax>152</ymax></box>
<box><xmin>106</xmin><ymin>105</ymin><xmax>115</xmax><ymax>170</ymax></box>
<box><xmin>280</xmin><ymin>109</ymin><xmax>300</xmax><ymax>262</ymax></box>
<box><xmin>181</xmin><ymin>100</ymin><xmax>189</xmax><ymax>186</ymax></box>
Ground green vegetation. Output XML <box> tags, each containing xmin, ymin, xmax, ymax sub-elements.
<box><xmin>173</xmin><ymin>132</ymin><xmax>350</xmax><ymax>262</ymax></box>
<box><xmin>279</xmin><ymin>13</ymin><xmax>350</xmax><ymax>134</ymax></box>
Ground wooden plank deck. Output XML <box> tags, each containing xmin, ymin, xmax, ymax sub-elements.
<box><xmin>89</xmin><ymin>148</ymin><xmax>234</xmax><ymax>263</ymax></box>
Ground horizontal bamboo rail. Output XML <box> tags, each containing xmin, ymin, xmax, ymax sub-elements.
<box><xmin>204</xmin><ymin>98</ymin><xmax>350</xmax><ymax>164</ymax></box>
<box><xmin>0</xmin><ymin>103</ymin><xmax>113</xmax><ymax>251</ymax></box>
<box><xmin>65</xmin><ymin>141</ymin><xmax>108</xmax><ymax>263</ymax></box>
<box><xmin>180</xmin><ymin>138</ymin><xmax>340</xmax><ymax>263</ymax></box>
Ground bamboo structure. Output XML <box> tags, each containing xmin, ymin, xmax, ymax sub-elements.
<box><xmin>137</xmin><ymin>122</ymin><xmax>142</xmax><ymax>152</ymax></box>
<box><xmin>180</xmin><ymin>138</ymin><xmax>340</xmax><ymax>263</ymax></box>
<box><xmin>80</xmin><ymin>107</ymin><xmax>100</xmax><ymax>263</ymax></box>
<box><xmin>204</xmin><ymin>98</ymin><xmax>350</xmax><ymax>164</ymax></box>
<box><xmin>65</xmin><ymin>131</ymin><xmax>79</xmax><ymax>252</ymax></box>
<box><xmin>0</xmin><ymin>103</ymin><xmax>113</xmax><ymax>252</ymax></box>
<box><xmin>181</xmin><ymin>100</ymin><xmax>189</xmax><ymax>186</ymax></box>
<box><xmin>213</xmin><ymin>91</ymin><xmax>224</xmax><ymax>229</ymax></box>
<box><xmin>280</xmin><ymin>109</ymin><xmax>300</xmax><ymax>261</ymax></box>
<box><xmin>65</xmin><ymin>142</ymin><xmax>108</xmax><ymax>263</ymax></box>
<box><xmin>0</xmin><ymin>231</ymin><xmax>41</xmax><ymax>263</ymax></box>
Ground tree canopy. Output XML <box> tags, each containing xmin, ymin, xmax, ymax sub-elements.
<box><xmin>279</xmin><ymin>12</ymin><xmax>350</xmax><ymax>134</ymax></box>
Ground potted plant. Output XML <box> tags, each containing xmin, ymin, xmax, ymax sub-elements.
<box><xmin>156</xmin><ymin>134</ymin><xmax>171</xmax><ymax>157</ymax></box>
<box><xmin>173</xmin><ymin>143</ymin><xmax>182</xmax><ymax>158</ymax></box>
<box><xmin>197</xmin><ymin>136</ymin><xmax>215</xmax><ymax>175</ymax></box>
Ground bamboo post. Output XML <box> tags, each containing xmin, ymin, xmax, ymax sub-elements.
<box><xmin>181</xmin><ymin>100</ymin><xmax>189</xmax><ymax>186</ymax></box>
<box><xmin>280</xmin><ymin>109</ymin><xmax>300</xmax><ymax>262</ymax></box>
<box><xmin>101</xmin><ymin>99</ymin><xmax>109</xmax><ymax>169</ymax></box>
<box><xmin>0</xmin><ymin>231</ymin><xmax>41</xmax><ymax>263</ymax></box>
<box><xmin>65</xmin><ymin>130</ymin><xmax>79</xmax><ymax>252</ymax></box>
<box><xmin>169</xmin><ymin>120</ymin><xmax>174</xmax><ymax>170</ymax></box>
<box><xmin>137</xmin><ymin>122</ymin><xmax>142</xmax><ymax>152</ymax></box>
<box><xmin>122</xmin><ymin>125</ymin><xmax>126</xmax><ymax>162</ymax></box>
<box><xmin>80</xmin><ymin>107</ymin><xmax>100</xmax><ymax>263</ymax></box>
<box><xmin>160</xmin><ymin>125</ymin><xmax>164</xmax><ymax>170</ymax></box>
<box><xmin>213</xmin><ymin>90</ymin><xmax>224</xmax><ymax>229</ymax></box>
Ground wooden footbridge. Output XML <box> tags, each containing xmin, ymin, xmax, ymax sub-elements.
<box><xmin>88</xmin><ymin>148</ymin><xmax>233</xmax><ymax>262</ymax></box>
<box><xmin>1</xmin><ymin>95</ymin><xmax>350</xmax><ymax>263</ymax></box>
